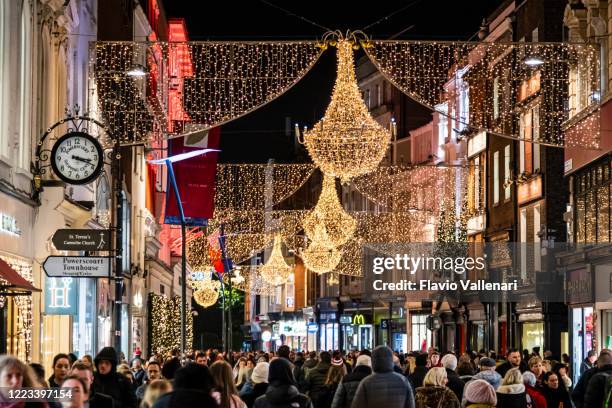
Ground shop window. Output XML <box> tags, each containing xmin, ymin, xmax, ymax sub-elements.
<box><xmin>519</xmin><ymin>105</ymin><xmax>539</xmax><ymax>174</ymax></box>
<box><xmin>493</xmin><ymin>151</ymin><xmax>500</xmax><ymax>204</ymax></box>
<box><xmin>504</xmin><ymin>145</ymin><xmax>510</xmax><ymax>200</ymax></box>
<box><xmin>411</xmin><ymin>314</ymin><xmax>430</xmax><ymax>351</ymax></box>
<box><xmin>574</xmin><ymin>157</ymin><xmax>611</xmax><ymax>243</ymax></box>
<box><xmin>522</xmin><ymin>322</ymin><xmax>544</xmax><ymax>356</ymax></box>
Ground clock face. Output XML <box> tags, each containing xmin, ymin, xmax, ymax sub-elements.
<box><xmin>51</xmin><ymin>132</ymin><xmax>104</xmax><ymax>185</ymax></box>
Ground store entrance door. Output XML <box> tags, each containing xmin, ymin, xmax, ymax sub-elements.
<box><xmin>359</xmin><ymin>325</ymin><xmax>373</xmax><ymax>350</ymax></box>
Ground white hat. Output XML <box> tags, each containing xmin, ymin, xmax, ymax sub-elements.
<box><xmin>251</xmin><ymin>362</ymin><xmax>269</xmax><ymax>384</ymax></box>
<box><xmin>356</xmin><ymin>355</ymin><xmax>372</xmax><ymax>368</ymax></box>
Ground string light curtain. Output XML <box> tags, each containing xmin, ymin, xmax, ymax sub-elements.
<box><xmin>91</xmin><ymin>41</ymin><xmax>324</xmax><ymax>144</ymax></box>
<box><xmin>363</xmin><ymin>40</ymin><xmax>600</xmax><ymax>148</ymax></box>
<box><xmin>214</xmin><ymin>164</ymin><xmax>315</xmax><ymax>214</ymax></box>
<box><xmin>300</xmin><ymin>37</ymin><xmax>392</xmax><ymax>182</ymax></box>
<box><xmin>148</xmin><ymin>294</ymin><xmax>193</xmax><ymax>356</ymax></box>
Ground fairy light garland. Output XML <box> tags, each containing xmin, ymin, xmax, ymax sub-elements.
<box><xmin>363</xmin><ymin>40</ymin><xmax>600</xmax><ymax>148</ymax></box>
<box><xmin>91</xmin><ymin>41</ymin><xmax>324</xmax><ymax>144</ymax></box>
<box><xmin>300</xmin><ymin>38</ymin><xmax>392</xmax><ymax>182</ymax></box>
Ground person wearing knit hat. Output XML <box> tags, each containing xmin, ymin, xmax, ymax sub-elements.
<box><xmin>463</xmin><ymin>379</ymin><xmax>497</xmax><ymax>408</ymax></box>
<box><xmin>253</xmin><ymin>358</ymin><xmax>311</xmax><ymax>408</ymax></box>
<box><xmin>331</xmin><ymin>355</ymin><xmax>372</xmax><ymax>408</ymax></box>
<box><xmin>242</xmin><ymin>362</ymin><xmax>269</xmax><ymax>408</ymax></box>
<box><xmin>355</xmin><ymin>355</ymin><xmax>371</xmax><ymax>368</ymax></box>
<box><xmin>471</xmin><ymin>358</ymin><xmax>502</xmax><ymax>390</ymax></box>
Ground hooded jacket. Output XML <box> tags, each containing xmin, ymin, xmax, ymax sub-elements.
<box><xmin>444</xmin><ymin>368</ymin><xmax>465</xmax><ymax>401</ymax></box>
<box><xmin>584</xmin><ymin>363</ymin><xmax>612</xmax><ymax>408</ymax></box>
<box><xmin>93</xmin><ymin>347</ymin><xmax>136</xmax><ymax>408</ymax></box>
<box><xmin>415</xmin><ymin>385</ymin><xmax>460</xmax><ymax>408</ymax></box>
<box><xmin>304</xmin><ymin>361</ymin><xmax>331</xmax><ymax>405</ymax></box>
<box><xmin>152</xmin><ymin>363</ymin><xmax>218</xmax><ymax>408</ymax></box>
<box><xmin>351</xmin><ymin>346</ymin><xmax>415</xmax><ymax>408</ymax></box>
<box><xmin>471</xmin><ymin>370</ymin><xmax>502</xmax><ymax>390</ymax></box>
<box><xmin>254</xmin><ymin>359</ymin><xmax>312</xmax><ymax>408</ymax></box>
<box><xmin>331</xmin><ymin>365</ymin><xmax>372</xmax><ymax>408</ymax></box>
<box><xmin>495</xmin><ymin>384</ymin><xmax>527</xmax><ymax>408</ymax></box>
<box><xmin>408</xmin><ymin>367</ymin><xmax>428</xmax><ymax>389</ymax></box>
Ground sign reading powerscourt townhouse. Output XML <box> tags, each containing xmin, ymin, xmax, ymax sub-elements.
<box><xmin>43</xmin><ymin>256</ymin><xmax>110</xmax><ymax>278</ymax></box>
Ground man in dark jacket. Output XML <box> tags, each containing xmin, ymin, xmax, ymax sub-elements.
<box><xmin>352</xmin><ymin>345</ymin><xmax>415</xmax><ymax>408</ymax></box>
<box><xmin>153</xmin><ymin>363</ymin><xmax>217</xmax><ymax>408</ymax></box>
<box><xmin>407</xmin><ymin>353</ymin><xmax>428</xmax><ymax>389</ymax></box>
<box><xmin>331</xmin><ymin>355</ymin><xmax>372</xmax><ymax>408</ymax></box>
<box><xmin>584</xmin><ymin>352</ymin><xmax>612</xmax><ymax>408</ymax></box>
<box><xmin>496</xmin><ymin>349</ymin><xmax>528</xmax><ymax>378</ymax></box>
<box><xmin>70</xmin><ymin>361</ymin><xmax>114</xmax><ymax>408</ymax></box>
<box><xmin>93</xmin><ymin>347</ymin><xmax>136</xmax><ymax>408</ymax></box>
<box><xmin>254</xmin><ymin>358</ymin><xmax>311</xmax><ymax>408</ymax></box>
<box><xmin>440</xmin><ymin>354</ymin><xmax>464</xmax><ymax>401</ymax></box>
<box><xmin>581</xmin><ymin>350</ymin><xmax>597</xmax><ymax>375</ymax></box>
<box><xmin>573</xmin><ymin>349</ymin><xmax>611</xmax><ymax>408</ymax></box>
<box><xmin>304</xmin><ymin>351</ymin><xmax>332</xmax><ymax>407</ymax></box>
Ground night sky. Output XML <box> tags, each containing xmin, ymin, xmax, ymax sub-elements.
<box><xmin>163</xmin><ymin>0</ymin><xmax>508</xmax><ymax>163</ymax></box>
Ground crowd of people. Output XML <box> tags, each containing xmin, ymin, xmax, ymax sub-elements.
<box><xmin>1</xmin><ymin>345</ymin><xmax>612</xmax><ymax>407</ymax></box>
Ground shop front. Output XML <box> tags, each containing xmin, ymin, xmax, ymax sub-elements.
<box><xmin>340</xmin><ymin>312</ymin><xmax>374</xmax><ymax>352</ymax></box>
<box><xmin>318</xmin><ymin>312</ymin><xmax>338</xmax><ymax>351</ymax></box>
<box><xmin>278</xmin><ymin>319</ymin><xmax>307</xmax><ymax>351</ymax></box>
<box><xmin>410</xmin><ymin>313</ymin><xmax>432</xmax><ymax>352</ymax></box>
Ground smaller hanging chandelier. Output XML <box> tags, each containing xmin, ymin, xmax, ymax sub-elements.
<box><xmin>303</xmin><ymin>174</ymin><xmax>356</xmax><ymax>248</ymax></box>
<box><xmin>260</xmin><ymin>234</ymin><xmax>293</xmax><ymax>286</ymax></box>
<box><xmin>189</xmin><ymin>270</ymin><xmax>221</xmax><ymax>308</ymax></box>
<box><xmin>299</xmin><ymin>222</ymin><xmax>343</xmax><ymax>274</ymax></box>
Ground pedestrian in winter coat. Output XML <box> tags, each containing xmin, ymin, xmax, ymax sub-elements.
<box><xmin>304</xmin><ymin>351</ymin><xmax>332</xmax><ymax>406</ymax></box>
<box><xmin>407</xmin><ymin>353</ymin><xmax>429</xmax><ymax>389</ymax></box>
<box><xmin>572</xmin><ymin>363</ymin><xmax>599</xmax><ymax>408</ymax></box>
<box><xmin>93</xmin><ymin>347</ymin><xmax>137</xmax><ymax>408</ymax></box>
<box><xmin>463</xmin><ymin>379</ymin><xmax>497</xmax><ymax>408</ymax></box>
<box><xmin>331</xmin><ymin>355</ymin><xmax>372</xmax><ymax>408</ymax></box>
<box><xmin>528</xmin><ymin>357</ymin><xmax>545</xmax><ymax>386</ymax></box>
<box><xmin>523</xmin><ymin>371</ymin><xmax>547</xmax><ymax>408</ymax></box>
<box><xmin>351</xmin><ymin>345</ymin><xmax>416</xmax><ymax>408</ymax></box>
<box><xmin>253</xmin><ymin>357</ymin><xmax>312</xmax><ymax>408</ymax></box>
<box><xmin>49</xmin><ymin>353</ymin><xmax>71</xmax><ymax>388</ymax></box>
<box><xmin>580</xmin><ymin>350</ymin><xmax>597</xmax><ymax>376</ymax></box>
<box><xmin>471</xmin><ymin>358</ymin><xmax>502</xmax><ymax>390</ymax></box>
<box><xmin>415</xmin><ymin>367</ymin><xmax>460</xmax><ymax>408</ymax></box>
<box><xmin>314</xmin><ymin>361</ymin><xmax>346</xmax><ymax>408</ymax></box>
<box><xmin>496</xmin><ymin>368</ymin><xmax>528</xmax><ymax>408</ymax></box>
<box><xmin>541</xmin><ymin>372</ymin><xmax>572</xmax><ymax>408</ymax></box>
<box><xmin>70</xmin><ymin>361</ymin><xmax>115</xmax><ymax>408</ymax></box>
<box><xmin>141</xmin><ymin>379</ymin><xmax>172</xmax><ymax>408</ymax></box>
<box><xmin>441</xmin><ymin>354</ymin><xmax>465</xmax><ymax>401</ymax></box>
<box><xmin>583</xmin><ymin>351</ymin><xmax>612</xmax><ymax>408</ymax></box>
<box><xmin>242</xmin><ymin>362</ymin><xmax>269</xmax><ymax>408</ymax></box>
<box><xmin>0</xmin><ymin>355</ymin><xmax>50</xmax><ymax>408</ymax></box>
<box><xmin>152</xmin><ymin>363</ymin><xmax>217</xmax><ymax>408</ymax></box>
<box><xmin>210</xmin><ymin>360</ymin><xmax>247</xmax><ymax>408</ymax></box>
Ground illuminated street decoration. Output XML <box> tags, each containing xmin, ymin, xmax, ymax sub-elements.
<box><xmin>300</xmin><ymin>36</ymin><xmax>392</xmax><ymax>182</ymax></box>
<box><xmin>260</xmin><ymin>234</ymin><xmax>292</xmax><ymax>286</ymax></box>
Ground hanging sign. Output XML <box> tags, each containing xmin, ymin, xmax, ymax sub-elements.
<box><xmin>52</xmin><ymin>229</ymin><xmax>111</xmax><ymax>251</ymax></box>
<box><xmin>43</xmin><ymin>256</ymin><xmax>110</xmax><ymax>278</ymax></box>
<box><xmin>44</xmin><ymin>277</ymin><xmax>78</xmax><ymax>315</ymax></box>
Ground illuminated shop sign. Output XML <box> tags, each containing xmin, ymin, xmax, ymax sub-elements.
<box><xmin>45</xmin><ymin>277</ymin><xmax>77</xmax><ymax>315</ymax></box>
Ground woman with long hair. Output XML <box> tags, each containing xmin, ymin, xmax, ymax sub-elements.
<box><xmin>541</xmin><ymin>371</ymin><xmax>572</xmax><ymax>408</ymax></box>
<box><xmin>316</xmin><ymin>361</ymin><xmax>346</xmax><ymax>408</ymax></box>
<box><xmin>61</xmin><ymin>375</ymin><xmax>89</xmax><ymax>408</ymax></box>
<box><xmin>0</xmin><ymin>355</ymin><xmax>49</xmax><ymax>407</ymax></box>
<box><xmin>234</xmin><ymin>357</ymin><xmax>250</xmax><ymax>390</ymax></box>
<box><xmin>211</xmin><ymin>360</ymin><xmax>247</xmax><ymax>408</ymax></box>
<box><xmin>496</xmin><ymin>368</ymin><xmax>528</xmax><ymax>408</ymax></box>
<box><xmin>141</xmin><ymin>379</ymin><xmax>172</xmax><ymax>408</ymax></box>
<box><xmin>49</xmin><ymin>353</ymin><xmax>71</xmax><ymax>388</ymax></box>
<box><xmin>415</xmin><ymin>367</ymin><xmax>459</xmax><ymax>408</ymax></box>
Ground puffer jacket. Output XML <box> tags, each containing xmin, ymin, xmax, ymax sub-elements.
<box><xmin>471</xmin><ymin>370</ymin><xmax>502</xmax><ymax>390</ymax></box>
<box><xmin>304</xmin><ymin>361</ymin><xmax>331</xmax><ymax>405</ymax></box>
<box><xmin>254</xmin><ymin>383</ymin><xmax>312</xmax><ymax>408</ymax></box>
<box><xmin>496</xmin><ymin>383</ymin><xmax>527</xmax><ymax>408</ymax></box>
<box><xmin>415</xmin><ymin>385</ymin><xmax>460</xmax><ymax>408</ymax></box>
<box><xmin>331</xmin><ymin>365</ymin><xmax>372</xmax><ymax>408</ymax></box>
<box><xmin>351</xmin><ymin>346</ymin><xmax>415</xmax><ymax>408</ymax></box>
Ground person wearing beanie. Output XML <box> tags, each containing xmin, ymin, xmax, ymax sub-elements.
<box><xmin>152</xmin><ymin>363</ymin><xmax>217</xmax><ymax>408</ymax></box>
<box><xmin>92</xmin><ymin>347</ymin><xmax>136</xmax><ymax>408</ymax></box>
<box><xmin>463</xmin><ymin>379</ymin><xmax>497</xmax><ymax>408</ymax></box>
<box><xmin>352</xmin><ymin>345</ymin><xmax>416</xmax><ymax>408</ymax></box>
<box><xmin>304</xmin><ymin>351</ymin><xmax>332</xmax><ymax>407</ymax></box>
<box><xmin>254</xmin><ymin>358</ymin><xmax>311</xmax><ymax>408</ymax></box>
<box><xmin>414</xmin><ymin>367</ymin><xmax>460</xmax><ymax>408</ymax></box>
<box><xmin>408</xmin><ymin>353</ymin><xmax>429</xmax><ymax>389</ymax></box>
<box><xmin>242</xmin><ymin>362</ymin><xmax>269</xmax><ymax>408</ymax></box>
<box><xmin>440</xmin><ymin>354</ymin><xmax>465</xmax><ymax>402</ymax></box>
<box><xmin>471</xmin><ymin>358</ymin><xmax>502</xmax><ymax>390</ymax></box>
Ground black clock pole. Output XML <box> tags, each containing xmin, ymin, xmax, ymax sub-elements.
<box><xmin>112</xmin><ymin>140</ymin><xmax>123</xmax><ymax>353</ymax></box>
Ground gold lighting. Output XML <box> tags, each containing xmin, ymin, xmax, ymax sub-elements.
<box><xmin>260</xmin><ymin>234</ymin><xmax>293</xmax><ymax>286</ymax></box>
<box><xmin>303</xmin><ymin>174</ymin><xmax>356</xmax><ymax>248</ymax></box>
<box><xmin>300</xmin><ymin>222</ymin><xmax>343</xmax><ymax>274</ymax></box>
<box><xmin>300</xmin><ymin>37</ymin><xmax>392</xmax><ymax>182</ymax></box>
<box><xmin>193</xmin><ymin>283</ymin><xmax>221</xmax><ymax>308</ymax></box>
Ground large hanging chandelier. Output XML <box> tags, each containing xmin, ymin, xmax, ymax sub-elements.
<box><xmin>303</xmin><ymin>174</ymin><xmax>356</xmax><ymax>248</ymax></box>
<box><xmin>190</xmin><ymin>272</ymin><xmax>221</xmax><ymax>308</ymax></box>
<box><xmin>299</xmin><ymin>222</ymin><xmax>343</xmax><ymax>274</ymax></box>
<box><xmin>299</xmin><ymin>36</ymin><xmax>391</xmax><ymax>182</ymax></box>
<box><xmin>260</xmin><ymin>234</ymin><xmax>292</xmax><ymax>286</ymax></box>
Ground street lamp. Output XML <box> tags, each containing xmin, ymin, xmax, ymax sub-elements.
<box><xmin>148</xmin><ymin>148</ymin><xmax>219</xmax><ymax>360</ymax></box>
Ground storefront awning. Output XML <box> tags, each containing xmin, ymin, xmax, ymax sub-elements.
<box><xmin>0</xmin><ymin>258</ymin><xmax>40</xmax><ymax>294</ymax></box>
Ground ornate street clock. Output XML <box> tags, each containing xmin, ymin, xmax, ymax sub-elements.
<box><xmin>50</xmin><ymin>131</ymin><xmax>104</xmax><ymax>185</ymax></box>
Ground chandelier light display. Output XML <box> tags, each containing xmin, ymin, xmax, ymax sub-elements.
<box><xmin>260</xmin><ymin>234</ymin><xmax>293</xmax><ymax>286</ymax></box>
<box><xmin>300</xmin><ymin>222</ymin><xmax>343</xmax><ymax>274</ymax></box>
<box><xmin>300</xmin><ymin>37</ymin><xmax>392</xmax><ymax>182</ymax></box>
<box><xmin>190</xmin><ymin>272</ymin><xmax>221</xmax><ymax>308</ymax></box>
<box><xmin>303</xmin><ymin>174</ymin><xmax>356</xmax><ymax>248</ymax></box>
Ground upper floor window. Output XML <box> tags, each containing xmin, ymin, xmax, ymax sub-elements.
<box><xmin>519</xmin><ymin>105</ymin><xmax>540</xmax><ymax>174</ymax></box>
